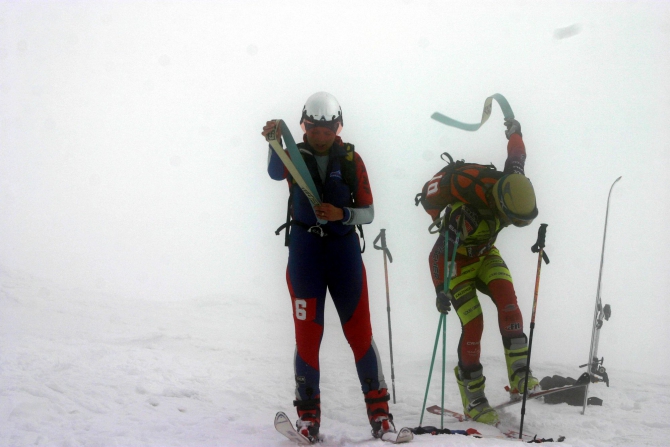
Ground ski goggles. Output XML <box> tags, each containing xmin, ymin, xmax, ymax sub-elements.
<box><xmin>496</xmin><ymin>197</ymin><xmax>538</xmax><ymax>227</ymax></box>
<box><xmin>500</xmin><ymin>207</ymin><xmax>536</xmax><ymax>227</ymax></box>
<box><xmin>300</xmin><ymin>116</ymin><xmax>343</xmax><ymax>135</ymax></box>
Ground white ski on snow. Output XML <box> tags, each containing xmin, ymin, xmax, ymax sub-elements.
<box><xmin>381</xmin><ymin>427</ymin><xmax>413</xmax><ymax>444</ymax></box>
<box><xmin>275</xmin><ymin>411</ymin><xmax>314</xmax><ymax>445</ymax></box>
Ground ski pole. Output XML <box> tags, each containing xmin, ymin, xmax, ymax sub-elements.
<box><xmin>519</xmin><ymin>223</ymin><xmax>550</xmax><ymax>439</ymax></box>
<box><xmin>419</xmin><ymin>313</ymin><xmax>444</xmax><ymax>427</ymax></box>
<box><xmin>373</xmin><ymin>229</ymin><xmax>396</xmax><ymax>404</ymax></box>
<box><xmin>419</xmin><ymin>214</ymin><xmax>463</xmax><ymax>428</ymax></box>
<box><xmin>582</xmin><ymin>176</ymin><xmax>621</xmax><ymax>415</ymax></box>
<box><xmin>440</xmin><ymin>292</ymin><xmax>447</xmax><ymax>431</ymax></box>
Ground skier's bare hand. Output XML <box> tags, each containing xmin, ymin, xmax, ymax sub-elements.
<box><xmin>315</xmin><ymin>203</ymin><xmax>343</xmax><ymax>221</ymax></box>
<box><xmin>262</xmin><ymin>120</ymin><xmax>282</xmax><ymax>142</ymax></box>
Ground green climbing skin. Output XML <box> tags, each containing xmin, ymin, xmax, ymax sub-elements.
<box><xmin>504</xmin><ymin>335</ymin><xmax>540</xmax><ymax>396</ymax></box>
<box><xmin>454</xmin><ymin>365</ymin><xmax>499</xmax><ymax>425</ymax></box>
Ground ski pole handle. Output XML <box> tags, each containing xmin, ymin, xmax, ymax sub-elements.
<box><xmin>531</xmin><ymin>223</ymin><xmax>547</xmax><ymax>251</ymax></box>
<box><xmin>373</xmin><ymin>229</ymin><xmax>386</xmax><ymax>249</ymax></box>
<box><xmin>373</xmin><ymin>229</ymin><xmax>393</xmax><ymax>263</ymax></box>
<box><xmin>531</xmin><ymin>223</ymin><xmax>550</xmax><ymax>264</ymax></box>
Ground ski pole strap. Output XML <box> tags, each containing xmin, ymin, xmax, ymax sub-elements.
<box><xmin>428</xmin><ymin>216</ymin><xmax>443</xmax><ymax>234</ymax></box>
<box><xmin>373</xmin><ymin>229</ymin><xmax>393</xmax><ymax>263</ymax></box>
<box><xmin>357</xmin><ymin>224</ymin><xmax>366</xmax><ymax>254</ymax></box>
<box><xmin>531</xmin><ymin>223</ymin><xmax>550</xmax><ymax>264</ymax></box>
<box><xmin>431</xmin><ymin>94</ymin><xmax>514</xmax><ymax>131</ymax></box>
<box><xmin>275</xmin><ymin>191</ymin><xmax>293</xmax><ymax>246</ymax></box>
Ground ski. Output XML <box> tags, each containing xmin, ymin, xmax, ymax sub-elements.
<box><xmin>431</xmin><ymin>93</ymin><xmax>514</xmax><ymax>132</ymax></box>
<box><xmin>501</xmin><ymin>372</ymin><xmax>590</xmax><ymax>410</ymax></box>
<box><xmin>274</xmin><ymin>411</ymin><xmax>315</xmax><ymax>445</ymax></box>
<box><xmin>424</xmin><ymin>406</ymin><xmax>540</xmax><ymax>441</ymax></box>
<box><xmin>580</xmin><ymin>176</ymin><xmax>621</xmax><ymax>413</ymax></box>
<box><xmin>427</xmin><ymin>372</ymin><xmax>589</xmax><ymax>418</ymax></box>
<box><xmin>265</xmin><ymin>120</ymin><xmax>326</xmax><ymax>225</ymax></box>
<box><xmin>420</xmin><ymin>409</ymin><xmax>537</xmax><ymax>441</ymax></box>
<box><xmin>426</xmin><ymin>406</ymin><xmax>466</xmax><ymax>422</ymax></box>
<box><xmin>381</xmin><ymin>427</ymin><xmax>413</xmax><ymax>444</ymax></box>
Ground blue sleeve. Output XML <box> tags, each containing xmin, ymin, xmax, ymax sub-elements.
<box><xmin>267</xmin><ymin>145</ymin><xmax>287</xmax><ymax>181</ymax></box>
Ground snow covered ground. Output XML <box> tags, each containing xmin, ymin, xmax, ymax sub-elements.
<box><xmin>2</xmin><ymin>266</ymin><xmax>669</xmax><ymax>447</ymax></box>
<box><xmin>2</xmin><ymin>1</ymin><xmax>669</xmax><ymax>446</ymax></box>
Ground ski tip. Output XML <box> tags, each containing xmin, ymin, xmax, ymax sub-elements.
<box><xmin>381</xmin><ymin>427</ymin><xmax>413</xmax><ymax>444</ymax></box>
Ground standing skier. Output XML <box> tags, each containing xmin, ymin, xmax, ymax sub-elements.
<box><xmin>261</xmin><ymin>92</ymin><xmax>393</xmax><ymax>441</ymax></box>
<box><xmin>421</xmin><ymin>118</ymin><xmax>540</xmax><ymax>425</ymax></box>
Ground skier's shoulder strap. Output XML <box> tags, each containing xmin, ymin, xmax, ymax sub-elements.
<box><xmin>338</xmin><ymin>142</ymin><xmax>365</xmax><ymax>252</ymax></box>
<box><xmin>343</xmin><ymin>142</ymin><xmax>355</xmax><ymax>161</ymax></box>
<box><xmin>337</xmin><ymin>142</ymin><xmax>358</xmax><ymax>193</ymax></box>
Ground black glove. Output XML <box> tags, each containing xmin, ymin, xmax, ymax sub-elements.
<box><xmin>504</xmin><ymin>119</ymin><xmax>522</xmax><ymax>140</ymax></box>
<box><xmin>436</xmin><ymin>290</ymin><xmax>453</xmax><ymax>314</ymax></box>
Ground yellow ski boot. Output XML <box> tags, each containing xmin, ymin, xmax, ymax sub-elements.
<box><xmin>455</xmin><ymin>365</ymin><xmax>499</xmax><ymax>425</ymax></box>
<box><xmin>504</xmin><ymin>335</ymin><xmax>540</xmax><ymax>399</ymax></box>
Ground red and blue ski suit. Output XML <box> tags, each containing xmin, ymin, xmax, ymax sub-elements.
<box><xmin>268</xmin><ymin>136</ymin><xmax>387</xmax><ymax>404</ymax></box>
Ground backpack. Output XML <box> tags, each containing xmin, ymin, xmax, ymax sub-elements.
<box><xmin>539</xmin><ymin>374</ymin><xmax>605</xmax><ymax>406</ymax></box>
<box><xmin>415</xmin><ymin>152</ymin><xmax>504</xmax><ymax>224</ymax></box>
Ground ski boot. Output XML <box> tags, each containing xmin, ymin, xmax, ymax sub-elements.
<box><xmin>455</xmin><ymin>365</ymin><xmax>499</xmax><ymax>425</ymax></box>
<box><xmin>294</xmin><ymin>396</ymin><xmax>320</xmax><ymax>442</ymax></box>
<box><xmin>504</xmin><ymin>335</ymin><xmax>540</xmax><ymax>399</ymax></box>
<box><xmin>364</xmin><ymin>388</ymin><xmax>396</xmax><ymax>438</ymax></box>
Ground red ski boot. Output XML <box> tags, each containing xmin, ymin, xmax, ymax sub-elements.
<box><xmin>294</xmin><ymin>397</ymin><xmax>320</xmax><ymax>442</ymax></box>
<box><xmin>364</xmin><ymin>388</ymin><xmax>396</xmax><ymax>438</ymax></box>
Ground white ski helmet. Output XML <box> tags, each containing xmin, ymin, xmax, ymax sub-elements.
<box><xmin>300</xmin><ymin>91</ymin><xmax>343</xmax><ymax>135</ymax></box>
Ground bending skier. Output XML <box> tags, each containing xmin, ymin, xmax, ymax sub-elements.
<box><xmin>420</xmin><ymin>118</ymin><xmax>540</xmax><ymax>425</ymax></box>
<box><xmin>261</xmin><ymin>92</ymin><xmax>393</xmax><ymax>441</ymax></box>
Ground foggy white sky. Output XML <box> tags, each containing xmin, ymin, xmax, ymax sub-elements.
<box><xmin>1</xmin><ymin>1</ymin><xmax>669</xmax><ymax>374</ymax></box>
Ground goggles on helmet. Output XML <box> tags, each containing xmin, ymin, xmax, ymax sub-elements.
<box><xmin>499</xmin><ymin>204</ymin><xmax>536</xmax><ymax>227</ymax></box>
<box><xmin>300</xmin><ymin>115</ymin><xmax>343</xmax><ymax>135</ymax></box>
